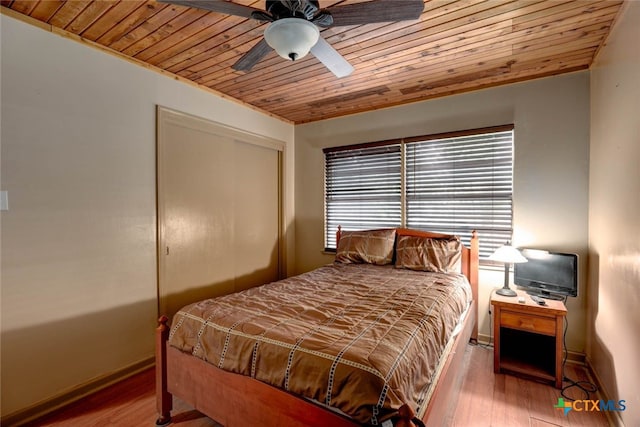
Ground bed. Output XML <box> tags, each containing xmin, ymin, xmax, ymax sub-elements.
<box><xmin>156</xmin><ymin>227</ymin><xmax>479</xmax><ymax>427</ymax></box>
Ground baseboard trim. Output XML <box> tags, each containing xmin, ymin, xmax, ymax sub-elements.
<box><xmin>1</xmin><ymin>356</ymin><xmax>154</xmax><ymax>427</ymax></box>
<box><xmin>477</xmin><ymin>333</ymin><xmax>492</xmax><ymax>346</ymax></box>
<box><xmin>565</xmin><ymin>350</ymin><xmax>586</xmax><ymax>364</ymax></box>
<box><xmin>584</xmin><ymin>357</ymin><xmax>625</xmax><ymax>427</ymax></box>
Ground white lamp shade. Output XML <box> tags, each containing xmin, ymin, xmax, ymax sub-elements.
<box><xmin>264</xmin><ymin>18</ymin><xmax>320</xmax><ymax>61</ymax></box>
<box><xmin>489</xmin><ymin>244</ymin><xmax>527</xmax><ymax>264</ymax></box>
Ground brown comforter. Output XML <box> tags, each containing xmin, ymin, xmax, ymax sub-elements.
<box><xmin>169</xmin><ymin>263</ymin><xmax>472</xmax><ymax>425</ymax></box>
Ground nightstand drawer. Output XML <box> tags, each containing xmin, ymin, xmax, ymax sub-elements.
<box><xmin>500</xmin><ymin>311</ymin><xmax>556</xmax><ymax>335</ymax></box>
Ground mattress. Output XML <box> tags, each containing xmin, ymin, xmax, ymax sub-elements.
<box><xmin>168</xmin><ymin>263</ymin><xmax>472</xmax><ymax>425</ymax></box>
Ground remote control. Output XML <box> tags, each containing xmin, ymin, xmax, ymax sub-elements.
<box><xmin>530</xmin><ymin>295</ymin><xmax>546</xmax><ymax>305</ymax></box>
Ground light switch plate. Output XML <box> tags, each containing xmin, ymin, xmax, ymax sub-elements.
<box><xmin>0</xmin><ymin>191</ymin><xmax>8</xmax><ymax>211</ymax></box>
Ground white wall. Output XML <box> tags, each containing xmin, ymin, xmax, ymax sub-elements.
<box><xmin>295</xmin><ymin>72</ymin><xmax>591</xmax><ymax>353</ymax></box>
<box><xmin>589</xmin><ymin>2</ymin><xmax>640</xmax><ymax>426</ymax></box>
<box><xmin>0</xmin><ymin>13</ymin><xmax>293</xmax><ymax>418</ymax></box>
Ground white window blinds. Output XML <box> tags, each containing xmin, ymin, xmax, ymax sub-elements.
<box><xmin>324</xmin><ymin>144</ymin><xmax>402</xmax><ymax>250</ymax></box>
<box><xmin>405</xmin><ymin>129</ymin><xmax>514</xmax><ymax>258</ymax></box>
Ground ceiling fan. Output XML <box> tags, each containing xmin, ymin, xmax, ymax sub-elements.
<box><xmin>158</xmin><ymin>0</ymin><xmax>424</xmax><ymax>78</ymax></box>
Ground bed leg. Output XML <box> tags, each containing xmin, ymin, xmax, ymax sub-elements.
<box><xmin>156</xmin><ymin>315</ymin><xmax>172</xmax><ymax>426</ymax></box>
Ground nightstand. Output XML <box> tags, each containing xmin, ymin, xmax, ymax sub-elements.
<box><xmin>491</xmin><ymin>290</ymin><xmax>566</xmax><ymax>388</ymax></box>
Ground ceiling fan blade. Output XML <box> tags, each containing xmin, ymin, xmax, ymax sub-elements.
<box><xmin>232</xmin><ymin>38</ymin><xmax>272</xmax><ymax>72</ymax></box>
<box><xmin>328</xmin><ymin>0</ymin><xmax>423</xmax><ymax>27</ymax></box>
<box><xmin>157</xmin><ymin>0</ymin><xmax>262</xmax><ymax>19</ymax></box>
<box><xmin>310</xmin><ymin>37</ymin><xmax>354</xmax><ymax>78</ymax></box>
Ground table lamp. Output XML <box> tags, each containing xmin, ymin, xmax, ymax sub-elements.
<box><xmin>489</xmin><ymin>242</ymin><xmax>528</xmax><ymax>297</ymax></box>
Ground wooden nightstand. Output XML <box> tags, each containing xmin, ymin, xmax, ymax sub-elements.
<box><xmin>491</xmin><ymin>290</ymin><xmax>567</xmax><ymax>388</ymax></box>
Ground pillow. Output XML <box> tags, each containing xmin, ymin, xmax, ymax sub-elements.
<box><xmin>335</xmin><ymin>229</ymin><xmax>397</xmax><ymax>265</ymax></box>
<box><xmin>395</xmin><ymin>235</ymin><xmax>462</xmax><ymax>273</ymax></box>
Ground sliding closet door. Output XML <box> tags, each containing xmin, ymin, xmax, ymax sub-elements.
<box><xmin>157</xmin><ymin>107</ymin><xmax>282</xmax><ymax>318</ymax></box>
<box><xmin>233</xmin><ymin>140</ymin><xmax>281</xmax><ymax>292</ymax></box>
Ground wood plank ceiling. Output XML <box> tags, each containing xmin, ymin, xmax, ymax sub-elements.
<box><xmin>1</xmin><ymin>0</ymin><xmax>624</xmax><ymax>124</ymax></box>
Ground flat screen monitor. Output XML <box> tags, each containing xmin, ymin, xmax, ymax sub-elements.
<box><xmin>514</xmin><ymin>248</ymin><xmax>578</xmax><ymax>300</ymax></box>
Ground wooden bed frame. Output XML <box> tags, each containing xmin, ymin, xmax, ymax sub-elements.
<box><xmin>156</xmin><ymin>228</ymin><xmax>479</xmax><ymax>427</ymax></box>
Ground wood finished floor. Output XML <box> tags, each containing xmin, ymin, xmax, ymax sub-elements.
<box><xmin>24</xmin><ymin>345</ymin><xmax>611</xmax><ymax>427</ymax></box>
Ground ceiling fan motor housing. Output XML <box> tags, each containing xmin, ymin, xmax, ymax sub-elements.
<box><xmin>266</xmin><ymin>0</ymin><xmax>320</xmax><ymax>20</ymax></box>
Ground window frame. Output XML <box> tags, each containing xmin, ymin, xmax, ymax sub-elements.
<box><xmin>323</xmin><ymin>124</ymin><xmax>514</xmax><ymax>260</ymax></box>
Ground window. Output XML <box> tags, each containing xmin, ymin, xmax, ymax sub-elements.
<box><xmin>324</xmin><ymin>143</ymin><xmax>402</xmax><ymax>249</ymax></box>
<box><xmin>324</xmin><ymin>126</ymin><xmax>514</xmax><ymax>259</ymax></box>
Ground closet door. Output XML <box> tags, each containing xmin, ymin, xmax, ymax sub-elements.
<box><xmin>157</xmin><ymin>107</ymin><xmax>282</xmax><ymax>318</ymax></box>
<box><xmin>233</xmin><ymin>140</ymin><xmax>281</xmax><ymax>292</ymax></box>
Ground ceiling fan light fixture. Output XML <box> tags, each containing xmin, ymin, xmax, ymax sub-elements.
<box><xmin>264</xmin><ymin>18</ymin><xmax>320</xmax><ymax>61</ymax></box>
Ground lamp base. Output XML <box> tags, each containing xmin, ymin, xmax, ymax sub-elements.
<box><xmin>496</xmin><ymin>287</ymin><xmax>517</xmax><ymax>297</ymax></box>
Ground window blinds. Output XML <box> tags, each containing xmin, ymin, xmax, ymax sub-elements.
<box><xmin>324</xmin><ymin>126</ymin><xmax>514</xmax><ymax>258</ymax></box>
<box><xmin>324</xmin><ymin>144</ymin><xmax>402</xmax><ymax>249</ymax></box>
<box><xmin>405</xmin><ymin>129</ymin><xmax>514</xmax><ymax>258</ymax></box>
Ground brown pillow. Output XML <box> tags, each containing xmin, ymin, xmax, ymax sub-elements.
<box><xmin>335</xmin><ymin>229</ymin><xmax>397</xmax><ymax>265</ymax></box>
<box><xmin>395</xmin><ymin>235</ymin><xmax>462</xmax><ymax>273</ymax></box>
